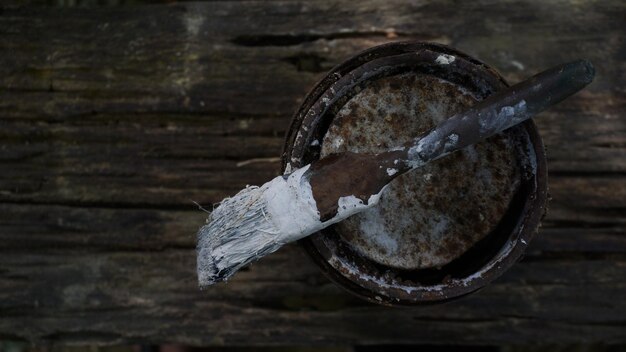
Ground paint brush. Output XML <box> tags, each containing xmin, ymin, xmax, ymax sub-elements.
<box><xmin>197</xmin><ymin>59</ymin><xmax>595</xmax><ymax>287</ymax></box>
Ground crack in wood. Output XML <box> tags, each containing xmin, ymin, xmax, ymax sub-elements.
<box><xmin>231</xmin><ymin>31</ymin><xmax>408</xmax><ymax>47</ymax></box>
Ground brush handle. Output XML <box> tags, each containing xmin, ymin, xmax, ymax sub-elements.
<box><xmin>308</xmin><ymin>60</ymin><xmax>594</xmax><ymax>221</ymax></box>
<box><xmin>395</xmin><ymin>59</ymin><xmax>595</xmax><ymax>171</ymax></box>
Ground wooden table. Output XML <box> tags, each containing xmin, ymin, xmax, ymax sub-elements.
<box><xmin>0</xmin><ymin>0</ymin><xmax>624</xmax><ymax>346</ymax></box>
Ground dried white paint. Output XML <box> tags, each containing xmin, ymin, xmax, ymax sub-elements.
<box><xmin>386</xmin><ymin>168</ymin><xmax>398</xmax><ymax>176</ymax></box>
<box><xmin>435</xmin><ymin>54</ymin><xmax>456</xmax><ymax>65</ymax></box>
<box><xmin>406</xmin><ymin>131</ymin><xmax>445</xmax><ymax>169</ymax></box>
<box><xmin>510</xmin><ymin>60</ymin><xmax>525</xmax><ymax>71</ymax></box>
<box><xmin>444</xmin><ymin>133</ymin><xmax>459</xmax><ymax>151</ymax></box>
<box><xmin>262</xmin><ymin>165</ymin><xmax>323</xmax><ymax>243</ymax></box>
<box><xmin>332</xmin><ymin>135</ymin><xmax>345</xmax><ymax>149</ymax></box>
<box><xmin>406</xmin><ymin>137</ymin><xmax>428</xmax><ymax>169</ymax></box>
<box><xmin>479</xmin><ymin>100</ymin><xmax>528</xmax><ymax>134</ymax></box>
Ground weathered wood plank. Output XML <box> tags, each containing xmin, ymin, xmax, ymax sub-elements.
<box><xmin>1</xmin><ymin>246</ymin><xmax>625</xmax><ymax>345</ymax></box>
<box><xmin>0</xmin><ymin>104</ymin><xmax>623</xmax><ymax>206</ymax></box>
<box><xmin>0</xmin><ymin>0</ymin><xmax>624</xmax><ymax>346</ymax></box>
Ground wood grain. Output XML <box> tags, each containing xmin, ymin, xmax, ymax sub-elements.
<box><xmin>0</xmin><ymin>0</ymin><xmax>624</xmax><ymax>346</ymax></box>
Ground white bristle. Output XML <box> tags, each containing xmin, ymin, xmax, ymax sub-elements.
<box><xmin>197</xmin><ymin>184</ymin><xmax>281</xmax><ymax>287</ymax></box>
<box><xmin>197</xmin><ymin>165</ymin><xmax>318</xmax><ymax>287</ymax></box>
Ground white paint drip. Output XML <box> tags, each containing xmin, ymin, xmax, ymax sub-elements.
<box><xmin>435</xmin><ymin>54</ymin><xmax>456</xmax><ymax>65</ymax></box>
<box><xmin>332</xmin><ymin>136</ymin><xmax>345</xmax><ymax>149</ymax></box>
<box><xmin>294</xmin><ymin>131</ymin><xmax>305</xmax><ymax>146</ymax></box>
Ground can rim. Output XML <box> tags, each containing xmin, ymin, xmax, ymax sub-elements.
<box><xmin>282</xmin><ymin>41</ymin><xmax>548</xmax><ymax>305</ymax></box>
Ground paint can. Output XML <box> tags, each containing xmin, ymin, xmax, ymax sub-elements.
<box><xmin>282</xmin><ymin>42</ymin><xmax>547</xmax><ymax>305</ymax></box>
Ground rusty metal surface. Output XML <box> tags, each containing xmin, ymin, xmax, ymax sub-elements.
<box><xmin>283</xmin><ymin>42</ymin><xmax>548</xmax><ymax>305</ymax></box>
<box><xmin>319</xmin><ymin>73</ymin><xmax>521</xmax><ymax>270</ymax></box>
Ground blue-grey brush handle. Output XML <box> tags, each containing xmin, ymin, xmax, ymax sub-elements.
<box><xmin>402</xmin><ymin>59</ymin><xmax>595</xmax><ymax>168</ymax></box>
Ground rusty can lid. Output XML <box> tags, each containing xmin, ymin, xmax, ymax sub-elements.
<box><xmin>283</xmin><ymin>42</ymin><xmax>547</xmax><ymax>305</ymax></box>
